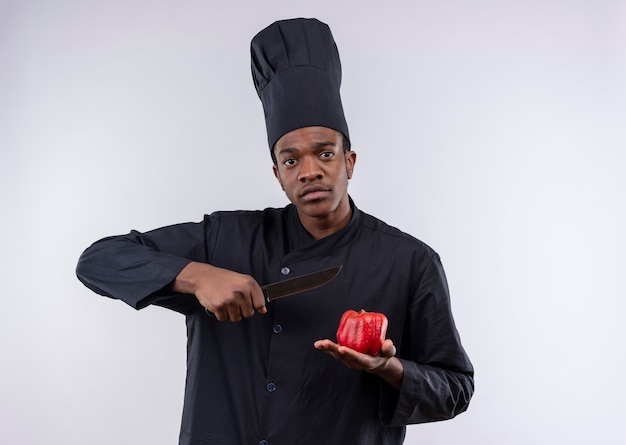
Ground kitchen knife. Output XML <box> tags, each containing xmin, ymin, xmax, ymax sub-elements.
<box><xmin>263</xmin><ymin>265</ymin><xmax>343</xmax><ymax>302</ymax></box>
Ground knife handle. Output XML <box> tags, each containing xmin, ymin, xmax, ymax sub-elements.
<box><xmin>262</xmin><ymin>287</ymin><xmax>271</xmax><ymax>303</ymax></box>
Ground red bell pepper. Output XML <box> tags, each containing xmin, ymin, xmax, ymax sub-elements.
<box><xmin>336</xmin><ymin>309</ymin><xmax>388</xmax><ymax>356</ymax></box>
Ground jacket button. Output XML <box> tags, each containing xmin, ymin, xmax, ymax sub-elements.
<box><xmin>266</xmin><ymin>383</ymin><xmax>276</xmax><ymax>392</ymax></box>
<box><xmin>273</xmin><ymin>324</ymin><xmax>283</xmax><ymax>334</ymax></box>
<box><xmin>281</xmin><ymin>267</ymin><xmax>290</xmax><ymax>275</ymax></box>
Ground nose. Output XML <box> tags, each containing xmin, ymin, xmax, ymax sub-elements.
<box><xmin>298</xmin><ymin>156</ymin><xmax>323</xmax><ymax>182</ymax></box>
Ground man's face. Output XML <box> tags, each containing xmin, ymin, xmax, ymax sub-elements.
<box><xmin>273</xmin><ymin>126</ymin><xmax>356</xmax><ymax>222</ymax></box>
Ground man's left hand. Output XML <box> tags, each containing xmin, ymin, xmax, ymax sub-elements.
<box><xmin>314</xmin><ymin>338</ymin><xmax>404</xmax><ymax>390</ymax></box>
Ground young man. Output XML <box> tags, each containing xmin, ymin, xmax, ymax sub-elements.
<box><xmin>77</xmin><ymin>18</ymin><xmax>473</xmax><ymax>445</ymax></box>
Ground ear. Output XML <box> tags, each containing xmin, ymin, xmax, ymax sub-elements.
<box><xmin>345</xmin><ymin>150</ymin><xmax>357</xmax><ymax>179</ymax></box>
<box><xmin>273</xmin><ymin>164</ymin><xmax>284</xmax><ymax>190</ymax></box>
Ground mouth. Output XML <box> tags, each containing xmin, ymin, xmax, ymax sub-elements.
<box><xmin>299</xmin><ymin>184</ymin><xmax>331</xmax><ymax>201</ymax></box>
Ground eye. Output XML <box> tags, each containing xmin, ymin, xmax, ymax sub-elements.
<box><xmin>282</xmin><ymin>158</ymin><xmax>297</xmax><ymax>166</ymax></box>
<box><xmin>320</xmin><ymin>151</ymin><xmax>334</xmax><ymax>159</ymax></box>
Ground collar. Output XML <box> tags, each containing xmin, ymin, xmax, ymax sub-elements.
<box><xmin>286</xmin><ymin>196</ymin><xmax>360</xmax><ymax>256</ymax></box>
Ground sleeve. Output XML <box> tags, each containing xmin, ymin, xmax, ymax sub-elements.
<box><xmin>380</xmin><ymin>252</ymin><xmax>474</xmax><ymax>426</ymax></box>
<box><xmin>76</xmin><ymin>216</ymin><xmax>217</xmax><ymax>311</ymax></box>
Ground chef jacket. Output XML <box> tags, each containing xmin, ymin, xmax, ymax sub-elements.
<box><xmin>76</xmin><ymin>199</ymin><xmax>474</xmax><ymax>445</ymax></box>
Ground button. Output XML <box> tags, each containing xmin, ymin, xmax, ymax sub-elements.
<box><xmin>273</xmin><ymin>324</ymin><xmax>283</xmax><ymax>334</ymax></box>
<box><xmin>259</xmin><ymin>441</ymin><xmax>268</xmax><ymax>445</ymax></box>
<box><xmin>281</xmin><ymin>266</ymin><xmax>290</xmax><ymax>275</ymax></box>
<box><xmin>266</xmin><ymin>382</ymin><xmax>276</xmax><ymax>392</ymax></box>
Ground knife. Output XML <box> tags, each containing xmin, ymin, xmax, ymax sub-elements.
<box><xmin>263</xmin><ymin>265</ymin><xmax>343</xmax><ymax>302</ymax></box>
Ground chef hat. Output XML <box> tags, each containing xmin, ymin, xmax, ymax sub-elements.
<box><xmin>250</xmin><ymin>18</ymin><xmax>350</xmax><ymax>150</ymax></box>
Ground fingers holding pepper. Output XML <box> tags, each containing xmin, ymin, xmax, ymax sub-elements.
<box><xmin>315</xmin><ymin>309</ymin><xmax>392</xmax><ymax>371</ymax></box>
<box><xmin>314</xmin><ymin>338</ymin><xmax>395</xmax><ymax>370</ymax></box>
<box><xmin>314</xmin><ymin>309</ymin><xmax>404</xmax><ymax>389</ymax></box>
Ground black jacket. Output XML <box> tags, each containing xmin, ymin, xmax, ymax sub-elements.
<box><xmin>76</xmin><ymin>201</ymin><xmax>474</xmax><ymax>445</ymax></box>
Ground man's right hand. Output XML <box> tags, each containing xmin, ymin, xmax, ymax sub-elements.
<box><xmin>172</xmin><ymin>262</ymin><xmax>267</xmax><ymax>322</ymax></box>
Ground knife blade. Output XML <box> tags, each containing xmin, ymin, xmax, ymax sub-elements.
<box><xmin>262</xmin><ymin>265</ymin><xmax>343</xmax><ymax>302</ymax></box>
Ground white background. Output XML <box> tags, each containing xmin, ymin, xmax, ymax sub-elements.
<box><xmin>1</xmin><ymin>1</ymin><xmax>625</xmax><ymax>443</ymax></box>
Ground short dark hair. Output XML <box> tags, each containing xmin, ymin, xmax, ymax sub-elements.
<box><xmin>271</xmin><ymin>132</ymin><xmax>351</xmax><ymax>165</ymax></box>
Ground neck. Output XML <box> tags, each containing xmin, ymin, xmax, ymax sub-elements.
<box><xmin>298</xmin><ymin>197</ymin><xmax>353</xmax><ymax>240</ymax></box>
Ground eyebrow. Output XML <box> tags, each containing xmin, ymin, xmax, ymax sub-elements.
<box><xmin>276</xmin><ymin>141</ymin><xmax>336</xmax><ymax>156</ymax></box>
